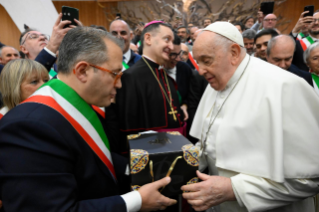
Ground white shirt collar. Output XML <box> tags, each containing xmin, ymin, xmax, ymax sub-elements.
<box><xmin>165</xmin><ymin>66</ymin><xmax>177</xmax><ymax>81</ymax></box>
<box><xmin>123</xmin><ymin>49</ymin><xmax>131</xmax><ymax>64</ymax></box>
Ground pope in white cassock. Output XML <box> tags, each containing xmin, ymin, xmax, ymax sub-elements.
<box><xmin>181</xmin><ymin>22</ymin><xmax>319</xmax><ymax>212</ymax></box>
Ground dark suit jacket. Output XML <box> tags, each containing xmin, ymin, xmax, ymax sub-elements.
<box><xmin>127</xmin><ymin>50</ymin><xmax>141</xmax><ymax>67</ymax></box>
<box><xmin>35</xmin><ymin>48</ymin><xmax>57</xmax><ymax>72</ymax></box>
<box><xmin>292</xmin><ymin>38</ymin><xmax>309</xmax><ymax>72</ymax></box>
<box><xmin>0</xmin><ymin>64</ymin><xmax>3</xmax><ymax>74</ymax></box>
<box><xmin>175</xmin><ymin>61</ymin><xmax>192</xmax><ymax>105</ymax></box>
<box><xmin>0</xmin><ymin>103</ymin><xmax>128</xmax><ymax>212</ymax></box>
<box><xmin>288</xmin><ymin>64</ymin><xmax>313</xmax><ymax>87</ymax></box>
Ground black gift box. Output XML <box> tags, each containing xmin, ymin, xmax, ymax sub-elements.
<box><xmin>129</xmin><ymin>132</ymin><xmax>199</xmax><ymax>196</ymax></box>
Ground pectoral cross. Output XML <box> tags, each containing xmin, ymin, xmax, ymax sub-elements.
<box><xmin>169</xmin><ymin>107</ymin><xmax>178</xmax><ymax>121</ymax></box>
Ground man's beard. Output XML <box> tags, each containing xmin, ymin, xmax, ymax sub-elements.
<box><xmin>310</xmin><ymin>28</ymin><xmax>319</xmax><ymax>35</ymax></box>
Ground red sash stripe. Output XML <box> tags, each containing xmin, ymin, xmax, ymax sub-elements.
<box><xmin>299</xmin><ymin>40</ymin><xmax>308</xmax><ymax>51</ymax></box>
<box><xmin>188</xmin><ymin>52</ymin><xmax>199</xmax><ymax>71</ymax></box>
<box><xmin>24</xmin><ymin>95</ymin><xmax>117</xmax><ymax>179</ymax></box>
<box><xmin>92</xmin><ymin>105</ymin><xmax>105</xmax><ymax>118</ymax></box>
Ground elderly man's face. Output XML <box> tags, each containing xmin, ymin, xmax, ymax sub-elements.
<box><xmin>110</xmin><ymin>20</ymin><xmax>133</xmax><ymax>53</ymax></box>
<box><xmin>263</xmin><ymin>14</ymin><xmax>277</xmax><ymax>29</ymax></box>
<box><xmin>177</xmin><ymin>27</ymin><xmax>188</xmax><ymax>42</ymax></box>
<box><xmin>307</xmin><ymin>47</ymin><xmax>319</xmax><ymax>75</ymax></box>
<box><xmin>255</xmin><ymin>35</ymin><xmax>272</xmax><ymax>60</ymax></box>
<box><xmin>309</xmin><ymin>12</ymin><xmax>319</xmax><ymax>36</ymax></box>
<box><xmin>0</xmin><ymin>46</ymin><xmax>20</xmax><ymax>65</ymax></box>
<box><xmin>193</xmin><ymin>32</ymin><xmax>235</xmax><ymax>91</ymax></box>
<box><xmin>203</xmin><ymin>19</ymin><xmax>212</xmax><ymax>28</ymax></box>
<box><xmin>20</xmin><ymin>31</ymin><xmax>49</xmax><ymax>60</ymax></box>
<box><xmin>266</xmin><ymin>41</ymin><xmax>294</xmax><ymax>70</ymax></box>
<box><xmin>180</xmin><ymin>43</ymin><xmax>189</xmax><ymax>62</ymax></box>
<box><xmin>243</xmin><ymin>38</ymin><xmax>254</xmax><ymax>55</ymax></box>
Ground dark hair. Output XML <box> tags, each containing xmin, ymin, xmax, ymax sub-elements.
<box><xmin>203</xmin><ymin>18</ymin><xmax>212</xmax><ymax>23</ymax></box>
<box><xmin>233</xmin><ymin>22</ymin><xmax>244</xmax><ymax>31</ymax></box>
<box><xmin>254</xmin><ymin>29</ymin><xmax>279</xmax><ymax>43</ymax></box>
<box><xmin>140</xmin><ymin>22</ymin><xmax>172</xmax><ymax>48</ymax></box>
<box><xmin>173</xmin><ymin>33</ymin><xmax>181</xmax><ymax>45</ymax></box>
<box><xmin>177</xmin><ymin>26</ymin><xmax>189</xmax><ymax>34</ymax></box>
<box><xmin>243</xmin><ymin>16</ymin><xmax>254</xmax><ymax>25</ymax></box>
<box><xmin>19</xmin><ymin>28</ymin><xmax>37</xmax><ymax>45</ymax></box>
<box><xmin>58</xmin><ymin>27</ymin><xmax>124</xmax><ymax>74</ymax></box>
<box><xmin>90</xmin><ymin>25</ymin><xmax>107</xmax><ymax>32</ymax></box>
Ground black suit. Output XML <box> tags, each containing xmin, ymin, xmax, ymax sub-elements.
<box><xmin>288</xmin><ymin>64</ymin><xmax>313</xmax><ymax>87</ymax></box>
<box><xmin>0</xmin><ymin>103</ymin><xmax>128</xmax><ymax>211</ymax></box>
<box><xmin>175</xmin><ymin>61</ymin><xmax>192</xmax><ymax>105</ymax></box>
<box><xmin>292</xmin><ymin>40</ymin><xmax>309</xmax><ymax>72</ymax></box>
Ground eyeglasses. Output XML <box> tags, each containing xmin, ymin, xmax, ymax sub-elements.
<box><xmin>169</xmin><ymin>51</ymin><xmax>182</xmax><ymax>60</ymax></box>
<box><xmin>311</xmin><ymin>18</ymin><xmax>319</xmax><ymax>23</ymax></box>
<box><xmin>21</xmin><ymin>33</ymin><xmax>50</xmax><ymax>45</ymax></box>
<box><xmin>264</xmin><ymin>18</ymin><xmax>277</xmax><ymax>22</ymax></box>
<box><xmin>88</xmin><ymin>63</ymin><xmax>123</xmax><ymax>86</ymax></box>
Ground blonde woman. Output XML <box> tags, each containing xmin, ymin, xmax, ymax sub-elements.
<box><xmin>0</xmin><ymin>59</ymin><xmax>49</xmax><ymax>119</ymax></box>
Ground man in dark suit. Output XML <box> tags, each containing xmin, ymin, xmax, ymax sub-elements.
<box><xmin>109</xmin><ymin>19</ymin><xmax>141</xmax><ymax>70</ymax></box>
<box><xmin>0</xmin><ymin>27</ymin><xmax>176</xmax><ymax>212</ymax></box>
<box><xmin>266</xmin><ymin>35</ymin><xmax>313</xmax><ymax>87</ymax></box>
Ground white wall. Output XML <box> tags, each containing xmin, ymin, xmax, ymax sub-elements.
<box><xmin>0</xmin><ymin>0</ymin><xmax>58</xmax><ymax>35</ymax></box>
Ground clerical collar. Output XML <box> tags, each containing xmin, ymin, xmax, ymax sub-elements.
<box><xmin>142</xmin><ymin>55</ymin><xmax>164</xmax><ymax>70</ymax></box>
<box><xmin>123</xmin><ymin>49</ymin><xmax>131</xmax><ymax>64</ymax></box>
<box><xmin>165</xmin><ymin>66</ymin><xmax>177</xmax><ymax>81</ymax></box>
<box><xmin>225</xmin><ymin>54</ymin><xmax>250</xmax><ymax>89</ymax></box>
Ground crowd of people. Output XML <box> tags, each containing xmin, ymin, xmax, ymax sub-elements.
<box><xmin>0</xmin><ymin>6</ymin><xmax>319</xmax><ymax>212</ymax></box>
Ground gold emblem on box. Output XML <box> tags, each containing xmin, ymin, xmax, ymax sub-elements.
<box><xmin>182</xmin><ymin>144</ymin><xmax>199</xmax><ymax>166</ymax></box>
<box><xmin>131</xmin><ymin>185</ymin><xmax>141</xmax><ymax>191</ymax></box>
<box><xmin>127</xmin><ymin>134</ymin><xmax>141</xmax><ymax>140</ymax></box>
<box><xmin>166</xmin><ymin>131</ymin><xmax>181</xmax><ymax>135</ymax></box>
<box><xmin>130</xmin><ymin>149</ymin><xmax>149</xmax><ymax>174</ymax></box>
<box><xmin>183</xmin><ymin>177</ymin><xmax>199</xmax><ymax>193</ymax></box>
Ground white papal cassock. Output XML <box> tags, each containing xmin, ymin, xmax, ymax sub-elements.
<box><xmin>190</xmin><ymin>54</ymin><xmax>319</xmax><ymax>212</ymax></box>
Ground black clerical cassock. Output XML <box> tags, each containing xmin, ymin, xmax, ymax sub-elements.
<box><xmin>116</xmin><ymin>56</ymin><xmax>185</xmax><ymax>134</ymax></box>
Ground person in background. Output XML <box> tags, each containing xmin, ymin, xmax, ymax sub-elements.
<box><xmin>0</xmin><ymin>46</ymin><xmax>20</xmax><ymax>65</ymax></box>
<box><xmin>243</xmin><ymin>16</ymin><xmax>255</xmax><ymax>29</ymax></box>
<box><xmin>304</xmin><ymin>42</ymin><xmax>319</xmax><ymax>95</ymax></box>
<box><xmin>0</xmin><ymin>59</ymin><xmax>49</xmax><ymax>118</ymax></box>
<box><xmin>242</xmin><ymin>29</ymin><xmax>256</xmax><ymax>55</ymax></box>
<box><xmin>254</xmin><ymin>29</ymin><xmax>279</xmax><ymax>60</ymax></box>
<box><xmin>203</xmin><ymin>18</ymin><xmax>212</xmax><ymax>28</ymax></box>
<box><xmin>233</xmin><ymin>22</ymin><xmax>245</xmax><ymax>33</ymax></box>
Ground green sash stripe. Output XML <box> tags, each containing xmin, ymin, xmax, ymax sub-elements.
<box><xmin>312</xmin><ymin>74</ymin><xmax>319</xmax><ymax>89</ymax></box>
<box><xmin>306</xmin><ymin>36</ymin><xmax>315</xmax><ymax>45</ymax></box>
<box><xmin>122</xmin><ymin>61</ymin><xmax>130</xmax><ymax>70</ymax></box>
<box><xmin>299</xmin><ymin>32</ymin><xmax>305</xmax><ymax>38</ymax></box>
<box><xmin>43</xmin><ymin>80</ymin><xmax>110</xmax><ymax>150</ymax></box>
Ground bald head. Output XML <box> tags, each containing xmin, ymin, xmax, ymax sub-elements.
<box><xmin>263</xmin><ymin>14</ymin><xmax>277</xmax><ymax>29</ymax></box>
<box><xmin>190</xmin><ymin>26</ymin><xmax>199</xmax><ymax>41</ymax></box>
<box><xmin>109</xmin><ymin>20</ymin><xmax>132</xmax><ymax>53</ymax></box>
<box><xmin>266</xmin><ymin>35</ymin><xmax>295</xmax><ymax>70</ymax></box>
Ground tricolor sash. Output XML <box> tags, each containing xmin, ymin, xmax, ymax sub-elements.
<box><xmin>137</xmin><ymin>40</ymin><xmax>141</xmax><ymax>48</ymax></box>
<box><xmin>122</xmin><ymin>61</ymin><xmax>130</xmax><ymax>72</ymax></box>
<box><xmin>0</xmin><ymin>106</ymin><xmax>9</xmax><ymax>120</ymax></box>
<box><xmin>296</xmin><ymin>32</ymin><xmax>305</xmax><ymax>41</ymax></box>
<box><xmin>312</xmin><ymin>73</ymin><xmax>319</xmax><ymax>93</ymax></box>
<box><xmin>49</xmin><ymin>68</ymin><xmax>57</xmax><ymax>79</ymax></box>
<box><xmin>300</xmin><ymin>36</ymin><xmax>315</xmax><ymax>51</ymax></box>
<box><xmin>22</xmin><ymin>79</ymin><xmax>116</xmax><ymax>181</ymax></box>
<box><xmin>188</xmin><ymin>52</ymin><xmax>199</xmax><ymax>71</ymax></box>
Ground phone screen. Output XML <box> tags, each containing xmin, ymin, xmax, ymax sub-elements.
<box><xmin>62</xmin><ymin>6</ymin><xmax>79</xmax><ymax>28</ymax></box>
<box><xmin>304</xmin><ymin>5</ymin><xmax>314</xmax><ymax>17</ymax></box>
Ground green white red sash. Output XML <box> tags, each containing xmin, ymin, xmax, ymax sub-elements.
<box><xmin>296</xmin><ymin>32</ymin><xmax>305</xmax><ymax>41</ymax></box>
<box><xmin>312</xmin><ymin>73</ymin><xmax>319</xmax><ymax>94</ymax></box>
<box><xmin>137</xmin><ymin>40</ymin><xmax>141</xmax><ymax>48</ymax></box>
<box><xmin>300</xmin><ymin>36</ymin><xmax>315</xmax><ymax>51</ymax></box>
<box><xmin>122</xmin><ymin>61</ymin><xmax>130</xmax><ymax>71</ymax></box>
<box><xmin>0</xmin><ymin>106</ymin><xmax>9</xmax><ymax>120</ymax></box>
<box><xmin>22</xmin><ymin>79</ymin><xmax>116</xmax><ymax>181</ymax></box>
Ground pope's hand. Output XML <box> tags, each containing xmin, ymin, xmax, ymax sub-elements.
<box><xmin>181</xmin><ymin>170</ymin><xmax>236</xmax><ymax>211</ymax></box>
<box><xmin>138</xmin><ymin>177</ymin><xmax>177</xmax><ymax>211</ymax></box>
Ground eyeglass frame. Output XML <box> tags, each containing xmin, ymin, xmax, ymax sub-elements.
<box><xmin>169</xmin><ymin>50</ymin><xmax>183</xmax><ymax>60</ymax></box>
<box><xmin>21</xmin><ymin>32</ymin><xmax>50</xmax><ymax>45</ymax></box>
<box><xmin>311</xmin><ymin>18</ymin><xmax>319</xmax><ymax>24</ymax></box>
<box><xmin>88</xmin><ymin>63</ymin><xmax>123</xmax><ymax>86</ymax></box>
<box><xmin>264</xmin><ymin>18</ymin><xmax>277</xmax><ymax>22</ymax></box>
